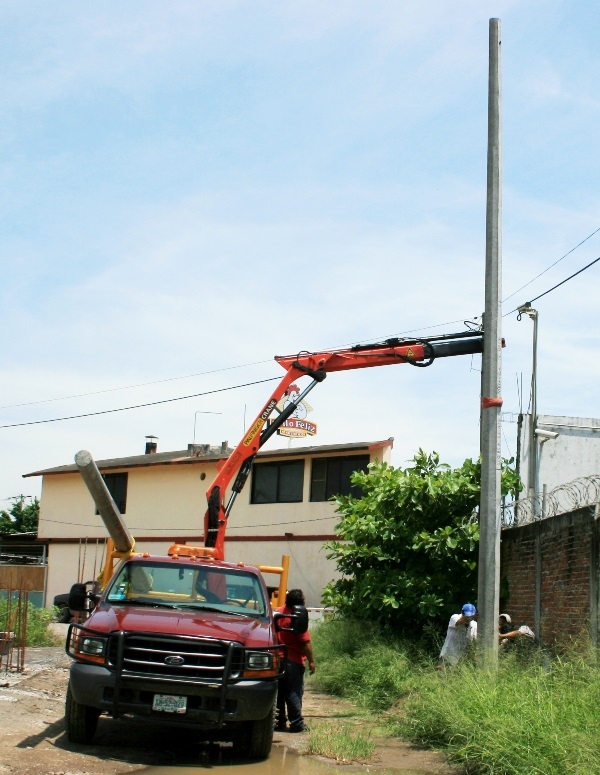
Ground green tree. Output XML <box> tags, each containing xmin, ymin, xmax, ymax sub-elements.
<box><xmin>0</xmin><ymin>496</ymin><xmax>40</xmax><ymax>534</ymax></box>
<box><xmin>322</xmin><ymin>450</ymin><xmax>521</xmax><ymax>634</ymax></box>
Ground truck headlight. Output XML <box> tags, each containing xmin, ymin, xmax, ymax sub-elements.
<box><xmin>81</xmin><ymin>637</ymin><xmax>107</xmax><ymax>657</ymax></box>
<box><xmin>245</xmin><ymin>651</ymin><xmax>272</xmax><ymax>671</ymax></box>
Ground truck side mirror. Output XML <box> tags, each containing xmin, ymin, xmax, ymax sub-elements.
<box><xmin>273</xmin><ymin>605</ymin><xmax>309</xmax><ymax>634</ymax></box>
<box><xmin>68</xmin><ymin>583</ymin><xmax>88</xmax><ymax>612</ymax></box>
<box><xmin>291</xmin><ymin>605</ymin><xmax>309</xmax><ymax>634</ymax></box>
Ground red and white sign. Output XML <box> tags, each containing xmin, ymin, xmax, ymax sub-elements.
<box><xmin>278</xmin><ymin>418</ymin><xmax>318</xmax><ymax>438</ymax></box>
<box><xmin>275</xmin><ymin>385</ymin><xmax>317</xmax><ymax>438</ymax></box>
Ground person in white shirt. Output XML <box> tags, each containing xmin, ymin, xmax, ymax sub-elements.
<box><xmin>436</xmin><ymin>603</ymin><xmax>477</xmax><ymax>668</ymax></box>
<box><xmin>499</xmin><ymin>613</ymin><xmax>535</xmax><ymax>646</ymax></box>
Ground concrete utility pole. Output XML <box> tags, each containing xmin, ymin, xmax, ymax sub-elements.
<box><xmin>74</xmin><ymin>450</ymin><xmax>135</xmax><ymax>554</ymax></box>
<box><xmin>477</xmin><ymin>17</ymin><xmax>503</xmax><ymax>667</ymax></box>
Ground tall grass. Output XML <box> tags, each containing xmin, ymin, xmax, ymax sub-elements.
<box><xmin>0</xmin><ymin>598</ymin><xmax>59</xmax><ymax>647</ymax></box>
<box><xmin>310</xmin><ymin>618</ymin><xmax>421</xmax><ymax>710</ymax></box>
<box><xmin>304</xmin><ymin>721</ymin><xmax>376</xmax><ymax>763</ymax></box>
<box><xmin>402</xmin><ymin>654</ymin><xmax>600</xmax><ymax>774</ymax></box>
<box><xmin>26</xmin><ymin>605</ymin><xmax>58</xmax><ymax>646</ymax></box>
<box><xmin>311</xmin><ymin>619</ymin><xmax>600</xmax><ymax>774</ymax></box>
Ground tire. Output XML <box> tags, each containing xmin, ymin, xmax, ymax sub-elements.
<box><xmin>57</xmin><ymin>606</ymin><xmax>71</xmax><ymax>624</ymax></box>
<box><xmin>65</xmin><ymin>683</ymin><xmax>100</xmax><ymax>744</ymax></box>
<box><xmin>234</xmin><ymin>704</ymin><xmax>274</xmax><ymax>760</ymax></box>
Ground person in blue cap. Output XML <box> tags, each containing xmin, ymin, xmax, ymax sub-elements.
<box><xmin>436</xmin><ymin>603</ymin><xmax>478</xmax><ymax>668</ymax></box>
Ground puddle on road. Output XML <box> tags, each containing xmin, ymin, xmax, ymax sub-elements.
<box><xmin>140</xmin><ymin>742</ymin><xmax>433</xmax><ymax>775</ymax></box>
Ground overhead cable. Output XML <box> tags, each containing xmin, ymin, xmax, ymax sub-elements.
<box><xmin>2</xmin><ymin>319</ymin><xmax>478</xmax><ymax>413</ymax></box>
<box><xmin>5</xmin><ymin>228</ymin><xmax>600</xmax><ymax>415</ymax></box>
<box><xmin>502</xmin><ymin>224</ymin><xmax>600</xmax><ymax>303</ymax></box>
<box><xmin>0</xmin><ymin>377</ymin><xmax>280</xmax><ymax>430</ymax></box>
<box><xmin>0</xmin><ymin>359</ymin><xmax>272</xmax><ymax>410</ymax></box>
<box><xmin>36</xmin><ymin>513</ymin><xmax>336</xmax><ymax>530</ymax></box>
<box><xmin>505</xmin><ymin>255</ymin><xmax>600</xmax><ymax>316</ymax></box>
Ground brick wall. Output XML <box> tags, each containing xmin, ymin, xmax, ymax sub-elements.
<box><xmin>500</xmin><ymin>524</ymin><xmax>536</xmax><ymax>628</ymax></box>
<box><xmin>500</xmin><ymin>506</ymin><xmax>599</xmax><ymax>648</ymax></box>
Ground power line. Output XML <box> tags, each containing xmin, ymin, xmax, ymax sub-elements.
<box><xmin>525</xmin><ymin>255</ymin><xmax>600</xmax><ymax>305</ymax></box>
<box><xmin>1</xmin><ymin>318</ymin><xmax>490</xmax><ymax>430</ymax></box>
<box><xmin>502</xmin><ymin>224</ymin><xmax>600</xmax><ymax>303</ymax></box>
<box><xmin>37</xmin><ymin>513</ymin><xmax>336</xmax><ymax>530</ymax></box>
<box><xmin>2</xmin><ymin>270</ymin><xmax>585</xmax><ymax>431</ymax></box>
<box><xmin>1</xmin><ymin>319</ymin><xmax>479</xmax><ymax>414</ymax></box>
<box><xmin>0</xmin><ymin>377</ymin><xmax>280</xmax><ymax>430</ymax></box>
<box><xmin>325</xmin><ymin>317</ymin><xmax>477</xmax><ymax>351</ymax></box>
<box><xmin>504</xmin><ymin>255</ymin><xmax>600</xmax><ymax>317</ymax></box>
<box><xmin>0</xmin><ymin>359</ymin><xmax>272</xmax><ymax>410</ymax></box>
<box><xmin>4</xmin><ymin>227</ymin><xmax>600</xmax><ymax>418</ymax></box>
<box><xmin>0</xmin><ymin>318</ymin><xmax>484</xmax><ymax>430</ymax></box>
<box><xmin>15</xmin><ymin>264</ymin><xmax>593</xmax><ymax>435</ymax></box>
<box><xmin>1</xmin><ymin>240</ymin><xmax>595</xmax><ymax>435</ymax></box>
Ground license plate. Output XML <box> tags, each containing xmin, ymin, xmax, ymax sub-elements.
<box><xmin>152</xmin><ymin>694</ymin><xmax>187</xmax><ymax>714</ymax></box>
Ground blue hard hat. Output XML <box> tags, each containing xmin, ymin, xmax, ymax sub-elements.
<box><xmin>462</xmin><ymin>603</ymin><xmax>477</xmax><ymax>617</ymax></box>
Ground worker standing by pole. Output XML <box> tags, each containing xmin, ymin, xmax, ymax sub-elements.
<box><xmin>478</xmin><ymin>17</ymin><xmax>503</xmax><ymax>668</ymax></box>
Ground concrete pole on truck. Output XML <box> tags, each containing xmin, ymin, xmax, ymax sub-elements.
<box><xmin>74</xmin><ymin>450</ymin><xmax>135</xmax><ymax>554</ymax></box>
<box><xmin>477</xmin><ymin>17</ymin><xmax>502</xmax><ymax>668</ymax></box>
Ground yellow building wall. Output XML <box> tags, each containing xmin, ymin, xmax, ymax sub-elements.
<box><xmin>37</xmin><ymin>460</ymin><xmax>222</xmax><ymax>541</ymax></box>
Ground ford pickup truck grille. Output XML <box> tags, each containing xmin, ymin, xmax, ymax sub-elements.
<box><xmin>108</xmin><ymin>633</ymin><xmax>245</xmax><ymax>682</ymax></box>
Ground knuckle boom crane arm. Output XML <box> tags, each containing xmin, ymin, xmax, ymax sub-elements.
<box><xmin>204</xmin><ymin>330</ymin><xmax>485</xmax><ymax>560</ymax></box>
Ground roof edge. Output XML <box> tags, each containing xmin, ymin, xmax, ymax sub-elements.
<box><xmin>23</xmin><ymin>438</ymin><xmax>394</xmax><ymax>478</ymax></box>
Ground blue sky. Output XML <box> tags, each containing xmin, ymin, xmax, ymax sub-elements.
<box><xmin>1</xmin><ymin>1</ymin><xmax>599</xmax><ymax>506</ymax></box>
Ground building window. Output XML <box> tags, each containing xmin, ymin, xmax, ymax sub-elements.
<box><xmin>310</xmin><ymin>455</ymin><xmax>370</xmax><ymax>502</ymax></box>
<box><xmin>99</xmin><ymin>473</ymin><xmax>128</xmax><ymax>514</ymax></box>
<box><xmin>251</xmin><ymin>460</ymin><xmax>304</xmax><ymax>504</ymax></box>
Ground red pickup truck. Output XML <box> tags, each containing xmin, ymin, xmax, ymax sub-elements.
<box><xmin>65</xmin><ymin>552</ymin><xmax>302</xmax><ymax>759</ymax></box>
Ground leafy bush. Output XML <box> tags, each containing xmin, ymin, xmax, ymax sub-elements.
<box><xmin>322</xmin><ymin>451</ymin><xmax>521</xmax><ymax>634</ymax></box>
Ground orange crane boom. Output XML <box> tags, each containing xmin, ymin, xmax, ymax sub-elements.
<box><xmin>204</xmin><ymin>330</ymin><xmax>486</xmax><ymax>560</ymax></box>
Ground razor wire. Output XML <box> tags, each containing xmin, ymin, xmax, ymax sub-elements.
<box><xmin>501</xmin><ymin>474</ymin><xmax>600</xmax><ymax>528</ymax></box>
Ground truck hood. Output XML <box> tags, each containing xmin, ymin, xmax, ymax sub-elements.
<box><xmin>86</xmin><ymin>604</ymin><xmax>274</xmax><ymax>646</ymax></box>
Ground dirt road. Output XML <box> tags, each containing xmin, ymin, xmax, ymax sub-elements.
<box><xmin>0</xmin><ymin>640</ymin><xmax>457</xmax><ymax>775</ymax></box>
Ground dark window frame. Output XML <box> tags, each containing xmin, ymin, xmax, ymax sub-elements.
<box><xmin>309</xmin><ymin>455</ymin><xmax>370</xmax><ymax>502</ymax></box>
<box><xmin>250</xmin><ymin>459</ymin><xmax>304</xmax><ymax>504</ymax></box>
<box><xmin>97</xmin><ymin>472</ymin><xmax>128</xmax><ymax>514</ymax></box>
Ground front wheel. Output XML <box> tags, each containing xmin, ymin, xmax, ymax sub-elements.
<box><xmin>65</xmin><ymin>683</ymin><xmax>100</xmax><ymax>744</ymax></box>
<box><xmin>233</xmin><ymin>705</ymin><xmax>274</xmax><ymax>760</ymax></box>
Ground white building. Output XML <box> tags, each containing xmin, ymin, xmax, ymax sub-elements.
<box><xmin>515</xmin><ymin>413</ymin><xmax>600</xmax><ymax>495</ymax></box>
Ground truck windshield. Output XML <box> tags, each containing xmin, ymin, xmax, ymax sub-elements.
<box><xmin>105</xmin><ymin>562</ymin><xmax>268</xmax><ymax>616</ymax></box>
